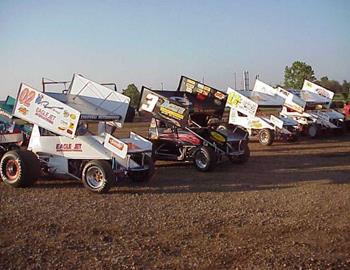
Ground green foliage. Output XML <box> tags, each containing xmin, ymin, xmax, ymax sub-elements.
<box><xmin>122</xmin><ymin>84</ymin><xmax>140</xmax><ymax>108</ymax></box>
<box><xmin>313</xmin><ymin>78</ymin><xmax>350</xmax><ymax>94</ymax></box>
<box><xmin>315</xmin><ymin>76</ymin><xmax>343</xmax><ymax>93</ymax></box>
<box><xmin>284</xmin><ymin>61</ymin><xmax>315</xmax><ymax>89</ymax></box>
<box><xmin>342</xmin><ymin>80</ymin><xmax>350</xmax><ymax>92</ymax></box>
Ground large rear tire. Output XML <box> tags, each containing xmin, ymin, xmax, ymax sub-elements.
<box><xmin>0</xmin><ymin>150</ymin><xmax>40</xmax><ymax>188</ymax></box>
<box><xmin>82</xmin><ymin>160</ymin><xmax>114</xmax><ymax>194</ymax></box>
<box><xmin>128</xmin><ymin>155</ymin><xmax>155</xmax><ymax>183</ymax></box>
<box><xmin>258</xmin><ymin>129</ymin><xmax>274</xmax><ymax>146</ymax></box>
<box><xmin>193</xmin><ymin>146</ymin><xmax>217</xmax><ymax>172</ymax></box>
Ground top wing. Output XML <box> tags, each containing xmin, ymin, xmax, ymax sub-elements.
<box><xmin>138</xmin><ymin>86</ymin><xmax>189</xmax><ymax>128</ymax></box>
<box><xmin>177</xmin><ymin>76</ymin><xmax>227</xmax><ymax>115</ymax></box>
<box><xmin>13</xmin><ymin>84</ymin><xmax>80</xmax><ymax>138</ymax></box>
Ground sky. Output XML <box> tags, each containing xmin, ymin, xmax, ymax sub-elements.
<box><xmin>1</xmin><ymin>0</ymin><xmax>349</xmax><ymax>98</ymax></box>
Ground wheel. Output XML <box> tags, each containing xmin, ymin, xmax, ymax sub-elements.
<box><xmin>258</xmin><ymin>129</ymin><xmax>275</xmax><ymax>146</ymax></box>
<box><xmin>82</xmin><ymin>160</ymin><xmax>114</xmax><ymax>193</ymax></box>
<box><xmin>229</xmin><ymin>144</ymin><xmax>250</xmax><ymax>164</ymax></box>
<box><xmin>0</xmin><ymin>146</ymin><xmax>6</xmax><ymax>161</ymax></box>
<box><xmin>308</xmin><ymin>124</ymin><xmax>318</xmax><ymax>138</ymax></box>
<box><xmin>193</xmin><ymin>146</ymin><xmax>217</xmax><ymax>172</ymax></box>
<box><xmin>128</xmin><ymin>155</ymin><xmax>155</xmax><ymax>183</ymax></box>
<box><xmin>0</xmin><ymin>150</ymin><xmax>40</xmax><ymax>188</ymax></box>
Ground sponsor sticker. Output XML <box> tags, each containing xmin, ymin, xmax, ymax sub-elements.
<box><xmin>56</xmin><ymin>143</ymin><xmax>82</xmax><ymax>152</ymax></box>
<box><xmin>104</xmin><ymin>134</ymin><xmax>128</xmax><ymax>159</ymax></box>
<box><xmin>302</xmin><ymin>80</ymin><xmax>334</xmax><ymax>100</ymax></box>
<box><xmin>226</xmin><ymin>88</ymin><xmax>258</xmax><ymax>117</ymax></box>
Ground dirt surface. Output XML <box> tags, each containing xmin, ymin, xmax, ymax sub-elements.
<box><xmin>1</xmin><ymin>127</ymin><xmax>350</xmax><ymax>269</ymax></box>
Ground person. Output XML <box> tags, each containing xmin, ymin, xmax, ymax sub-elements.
<box><xmin>343</xmin><ymin>101</ymin><xmax>350</xmax><ymax>120</ymax></box>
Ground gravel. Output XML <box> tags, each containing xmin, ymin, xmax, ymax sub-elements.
<box><xmin>1</xmin><ymin>131</ymin><xmax>350</xmax><ymax>269</ymax></box>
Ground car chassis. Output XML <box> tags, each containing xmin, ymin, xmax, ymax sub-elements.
<box><xmin>0</xmin><ymin>74</ymin><xmax>154</xmax><ymax>193</ymax></box>
<box><xmin>139</xmin><ymin>76</ymin><xmax>250</xmax><ymax>172</ymax></box>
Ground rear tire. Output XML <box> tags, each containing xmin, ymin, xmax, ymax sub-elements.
<box><xmin>0</xmin><ymin>150</ymin><xmax>40</xmax><ymax>188</ymax></box>
<box><xmin>193</xmin><ymin>146</ymin><xmax>217</xmax><ymax>172</ymax></box>
<box><xmin>128</xmin><ymin>155</ymin><xmax>155</xmax><ymax>183</ymax></box>
<box><xmin>82</xmin><ymin>160</ymin><xmax>114</xmax><ymax>193</ymax></box>
<box><xmin>258</xmin><ymin>129</ymin><xmax>274</xmax><ymax>146</ymax></box>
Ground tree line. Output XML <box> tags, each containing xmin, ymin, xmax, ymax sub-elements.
<box><xmin>122</xmin><ymin>60</ymin><xmax>350</xmax><ymax>109</ymax></box>
<box><xmin>284</xmin><ymin>61</ymin><xmax>350</xmax><ymax>93</ymax></box>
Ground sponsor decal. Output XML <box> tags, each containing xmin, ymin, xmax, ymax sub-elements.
<box><xmin>315</xmin><ymin>88</ymin><xmax>330</xmax><ymax>99</ymax></box>
<box><xmin>226</xmin><ymin>89</ymin><xmax>258</xmax><ymax>117</ymax></box>
<box><xmin>302</xmin><ymin>80</ymin><xmax>334</xmax><ymax>100</ymax></box>
<box><xmin>210</xmin><ymin>131</ymin><xmax>226</xmax><ymax>143</ymax></box>
<box><xmin>185</xmin><ymin>80</ymin><xmax>195</xmax><ymax>93</ymax></box>
<box><xmin>17</xmin><ymin>106</ymin><xmax>28</xmax><ymax>115</ymax></box>
<box><xmin>249</xmin><ymin>119</ymin><xmax>263</xmax><ymax>129</ymax></box>
<box><xmin>56</xmin><ymin>143</ymin><xmax>82</xmax><ymax>152</ymax></box>
<box><xmin>159</xmin><ymin>100</ymin><xmax>186</xmax><ymax>120</ymax></box>
<box><xmin>35</xmin><ymin>107</ymin><xmax>56</xmax><ymax>124</ymax></box>
<box><xmin>18</xmin><ymin>88</ymin><xmax>36</xmax><ymax>107</ymax></box>
<box><xmin>276</xmin><ymin>87</ymin><xmax>290</xmax><ymax>98</ymax></box>
<box><xmin>35</xmin><ymin>93</ymin><xmax>63</xmax><ymax>114</ymax></box>
<box><xmin>108</xmin><ymin>137</ymin><xmax>125</xmax><ymax>151</ymax></box>
<box><xmin>214</xmin><ymin>91</ymin><xmax>226</xmax><ymax>100</ymax></box>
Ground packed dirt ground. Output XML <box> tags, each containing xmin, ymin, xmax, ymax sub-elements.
<box><xmin>1</xmin><ymin>124</ymin><xmax>350</xmax><ymax>269</ymax></box>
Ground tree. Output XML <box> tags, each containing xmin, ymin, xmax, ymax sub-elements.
<box><xmin>122</xmin><ymin>84</ymin><xmax>140</xmax><ymax>108</ymax></box>
<box><xmin>284</xmin><ymin>61</ymin><xmax>316</xmax><ymax>89</ymax></box>
<box><xmin>342</xmin><ymin>80</ymin><xmax>350</xmax><ymax>93</ymax></box>
<box><xmin>315</xmin><ymin>76</ymin><xmax>343</xmax><ymax>93</ymax></box>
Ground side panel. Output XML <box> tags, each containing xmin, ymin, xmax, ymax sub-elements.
<box><xmin>270</xmin><ymin>115</ymin><xmax>284</xmax><ymax>129</ymax></box>
<box><xmin>284</xmin><ymin>93</ymin><xmax>306</xmax><ymax>113</ymax></box>
<box><xmin>29</xmin><ymin>132</ymin><xmax>111</xmax><ymax>160</ymax></box>
<box><xmin>129</xmin><ymin>132</ymin><xmax>152</xmax><ymax>151</ymax></box>
<box><xmin>226</xmin><ymin>88</ymin><xmax>258</xmax><ymax>117</ymax></box>
<box><xmin>229</xmin><ymin>109</ymin><xmax>273</xmax><ymax>130</ymax></box>
<box><xmin>13</xmin><ymin>84</ymin><xmax>80</xmax><ymax>138</ymax></box>
<box><xmin>139</xmin><ymin>87</ymin><xmax>189</xmax><ymax>127</ymax></box>
<box><xmin>302</xmin><ymin>80</ymin><xmax>334</xmax><ymax>101</ymax></box>
<box><xmin>104</xmin><ymin>134</ymin><xmax>128</xmax><ymax>159</ymax></box>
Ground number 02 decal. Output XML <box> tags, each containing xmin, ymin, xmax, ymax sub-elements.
<box><xmin>19</xmin><ymin>88</ymin><xmax>35</xmax><ymax>107</ymax></box>
<box><xmin>141</xmin><ymin>93</ymin><xmax>159</xmax><ymax>112</ymax></box>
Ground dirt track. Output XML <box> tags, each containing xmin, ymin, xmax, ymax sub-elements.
<box><xmin>1</xmin><ymin>129</ymin><xmax>350</xmax><ymax>269</ymax></box>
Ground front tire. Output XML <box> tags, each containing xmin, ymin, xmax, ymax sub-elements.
<box><xmin>82</xmin><ymin>160</ymin><xmax>114</xmax><ymax>193</ymax></box>
<box><xmin>258</xmin><ymin>129</ymin><xmax>274</xmax><ymax>146</ymax></box>
<box><xmin>0</xmin><ymin>150</ymin><xmax>40</xmax><ymax>188</ymax></box>
<box><xmin>193</xmin><ymin>146</ymin><xmax>217</xmax><ymax>172</ymax></box>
